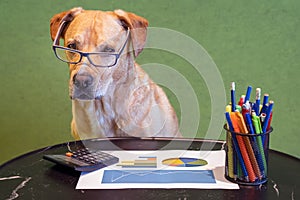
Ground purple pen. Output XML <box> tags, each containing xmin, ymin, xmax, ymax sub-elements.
<box><xmin>231</xmin><ymin>82</ymin><xmax>236</xmax><ymax>112</ymax></box>
<box><xmin>255</xmin><ymin>88</ymin><xmax>261</xmax><ymax>116</ymax></box>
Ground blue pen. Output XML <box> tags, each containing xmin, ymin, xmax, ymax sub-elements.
<box><xmin>244</xmin><ymin>86</ymin><xmax>252</xmax><ymax>104</ymax></box>
<box><xmin>225</xmin><ymin>112</ymin><xmax>249</xmax><ymax>182</ymax></box>
<box><xmin>231</xmin><ymin>82</ymin><xmax>236</xmax><ymax>112</ymax></box>
<box><xmin>261</xmin><ymin>101</ymin><xmax>274</xmax><ymax>147</ymax></box>
<box><xmin>262</xmin><ymin>101</ymin><xmax>274</xmax><ymax>133</ymax></box>
<box><xmin>233</xmin><ymin>145</ymin><xmax>238</xmax><ymax>180</ymax></box>
<box><xmin>245</xmin><ymin>113</ymin><xmax>255</xmax><ymax>134</ymax></box>
<box><xmin>260</xmin><ymin>94</ymin><xmax>269</xmax><ymax>115</ymax></box>
<box><xmin>255</xmin><ymin>88</ymin><xmax>261</xmax><ymax>116</ymax></box>
<box><xmin>245</xmin><ymin>113</ymin><xmax>265</xmax><ymax>179</ymax></box>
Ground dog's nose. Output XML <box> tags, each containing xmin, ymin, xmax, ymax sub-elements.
<box><xmin>73</xmin><ymin>74</ymin><xmax>94</xmax><ymax>89</ymax></box>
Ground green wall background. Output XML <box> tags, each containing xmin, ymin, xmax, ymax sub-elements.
<box><xmin>0</xmin><ymin>0</ymin><xmax>299</xmax><ymax>164</ymax></box>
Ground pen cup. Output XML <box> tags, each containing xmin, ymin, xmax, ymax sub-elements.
<box><xmin>224</xmin><ymin>124</ymin><xmax>273</xmax><ymax>185</ymax></box>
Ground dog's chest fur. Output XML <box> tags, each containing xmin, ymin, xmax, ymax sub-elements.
<box><xmin>72</xmin><ymin>98</ymin><xmax>127</xmax><ymax>138</ymax></box>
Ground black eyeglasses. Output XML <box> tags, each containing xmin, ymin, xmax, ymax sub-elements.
<box><xmin>52</xmin><ymin>21</ymin><xmax>130</xmax><ymax>68</ymax></box>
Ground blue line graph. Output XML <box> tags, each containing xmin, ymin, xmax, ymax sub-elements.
<box><xmin>102</xmin><ymin>170</ymin><xmax>216</xmax><ymax>183</ymax></box>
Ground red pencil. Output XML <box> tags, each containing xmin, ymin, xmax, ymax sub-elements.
<box><xmin>238</xmin><ymin>95</ymin><xmax>245</xmax><ymax>106</ymax></box>
<box><xmin>267</xmin><ymin>112</ymin><xmax>273</xmax><ymax>131</ymax></box>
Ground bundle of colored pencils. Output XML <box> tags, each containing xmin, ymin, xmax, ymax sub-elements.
<box><xmin>224</xmin><ymin>82</ymin><xmax>274</xmax><ymax>184</ymax></box>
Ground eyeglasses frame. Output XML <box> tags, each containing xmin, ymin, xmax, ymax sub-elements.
<box><xmin>52</xmin><ymin>20</ymin><xmax>130</xmax><ymax>68</ymax></box>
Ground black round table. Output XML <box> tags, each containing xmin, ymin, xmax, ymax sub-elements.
<box><xmin>0</xmin><ymin>138</ymin><xmax>299</xmax><ymax>200</ymax></box>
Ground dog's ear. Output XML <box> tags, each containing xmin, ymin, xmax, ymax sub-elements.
<box><xmin>50</xmin><ymin>7</ymin><xmax>83</xmax><ymax>41</ymax></box>
<box><xmin>114</xmin><ymin>10</ymin><xmax>148</xmax><ymax>57</ymax></box>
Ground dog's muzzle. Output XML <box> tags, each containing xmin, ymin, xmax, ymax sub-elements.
<box><xmin>70</xmin><ymin>73</ymin><xmax>96</xmax><ymax>100</ymax></box>
<box><xmin>70</xmin><ymin>63</ymin><xmax>102</xmax><ymax>100</ymax></box>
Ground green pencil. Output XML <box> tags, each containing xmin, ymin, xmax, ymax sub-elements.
<box><xmin>252</xmin><ymin>112</ymin><xmax>267</xmax><ymax>176</ymax></box>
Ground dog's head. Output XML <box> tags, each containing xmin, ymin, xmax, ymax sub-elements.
<box><xmin>50</xmin><ymin>8</ymin><xmax>148</xmax><ymax>100</ymax></box>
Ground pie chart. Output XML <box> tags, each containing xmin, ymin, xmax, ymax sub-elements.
<box><xmin>162</xmin><ymin>157</ymin><xmax>208</xmax><ymax>167</ymax></box>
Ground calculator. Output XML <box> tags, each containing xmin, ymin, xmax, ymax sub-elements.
<box><xmin>43</xmin><ymin>148</ymin><xmax>119</xmax><ymax>172</ymax></box>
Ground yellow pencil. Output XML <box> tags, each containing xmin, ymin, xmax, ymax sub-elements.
<box><xmin>226</xmin><ymin>125</ymin><xmax>235</xmax><ymax>179</ymax></box>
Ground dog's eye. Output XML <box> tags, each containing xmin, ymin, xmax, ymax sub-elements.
<box><xmin>103</xmin><ymin>46</ymin><xmax>115</xmax><ymax>52</ymax></box>
<box><xmin>67</xmin><ymin>43</ymin><xmax>77</xmax><ymax>50</ymax></box>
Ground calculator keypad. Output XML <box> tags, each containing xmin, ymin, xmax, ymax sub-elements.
<box><xmin>44</xmin><ymin>148</ymin><xmax>119</xmax><ymax>172</ymax></box>
<box><xmin>66</xmin><ymin>148</ymin><xmax>117</xmax><ymax>165</ymax></box>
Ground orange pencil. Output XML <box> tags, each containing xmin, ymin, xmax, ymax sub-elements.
<box><xmin>235</xmin><ymin>112</ymin><xmax>261</xmax><ymax>180</ymax></box>
<box><xmin>230</xmin><ymin>112</ymin><xmax>256</xmax><ymax>182</ymax></box>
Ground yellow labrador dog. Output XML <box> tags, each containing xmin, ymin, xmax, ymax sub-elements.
<box><xmin>50</xmin><ymin>7</ymin><xmax>181</xmax><ymax>139</ymax></box>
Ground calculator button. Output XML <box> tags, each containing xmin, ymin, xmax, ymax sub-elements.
<box><xmin>65</xmin><ymin>152</ymin><xmax>73</xmax><ymax>157</ymax></box>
